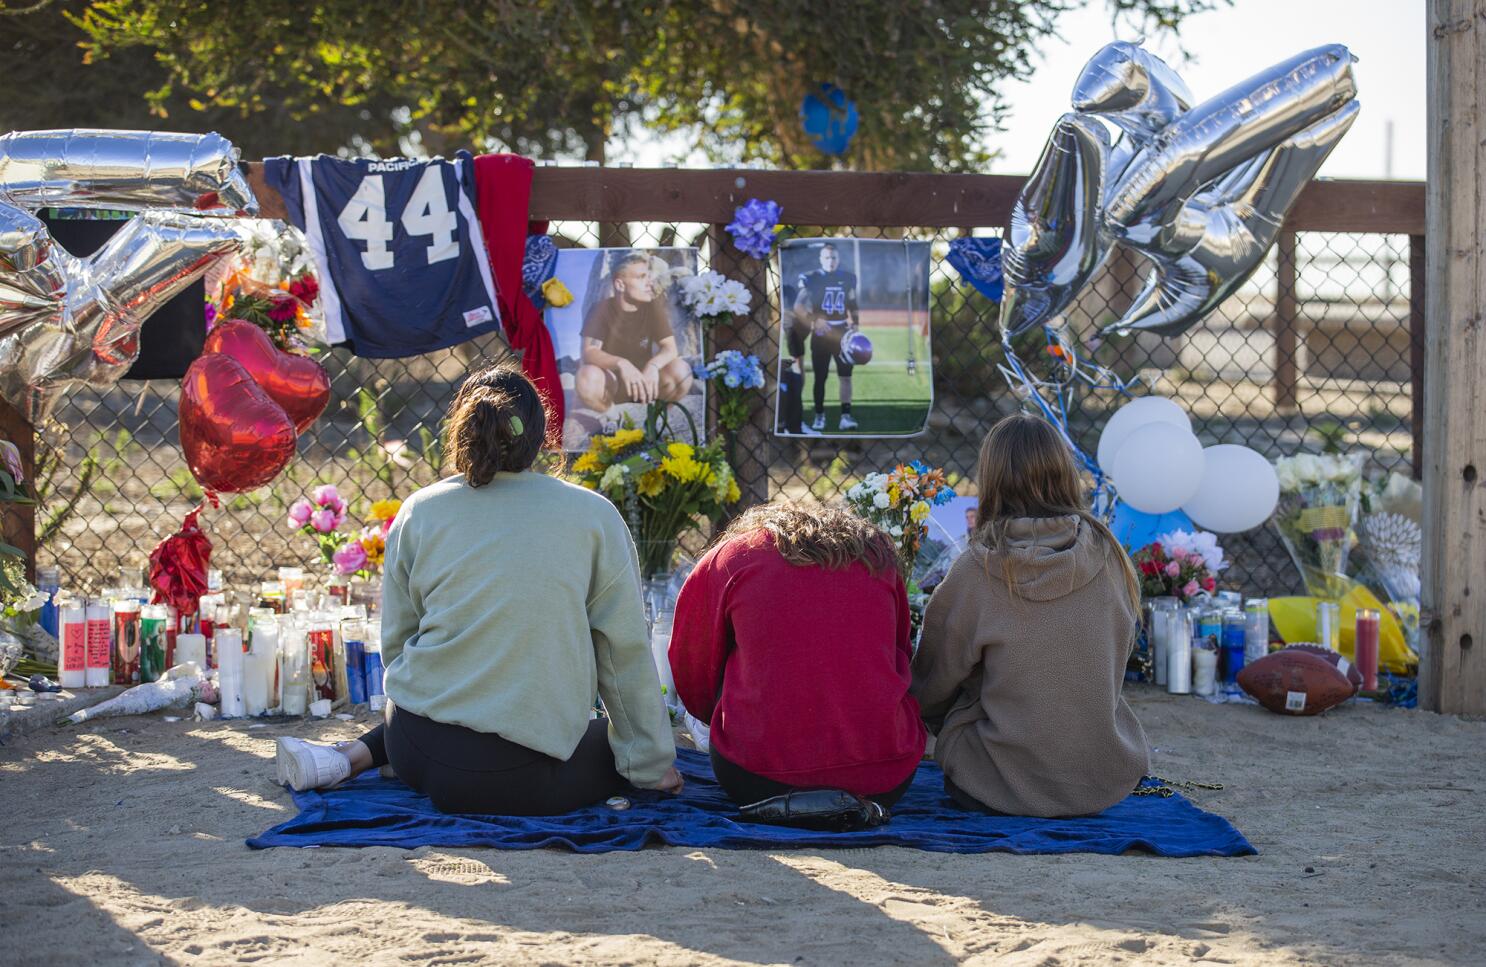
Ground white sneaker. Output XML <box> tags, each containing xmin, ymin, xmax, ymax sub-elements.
<box><xmin>838</xmin><ymin>414</ymin><xmax>859</xmax><ymax>430</ymax></box>
<box><xmin>811</xmin><ymin>413</ymin><xmax>826</xmax><ymax>430</ymax></box>
<box><xmin>275</xmin><ymin>736</ymin><xmax>352</xmax><ymax>791</ymax></box>
<box><xmin>789</xmin><ymin>424</ymin><xmax>822</xmax><ymax>437</ymax></box>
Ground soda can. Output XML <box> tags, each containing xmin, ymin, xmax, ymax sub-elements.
<box><xmin>139</xmin><ymin>605</ymin><xmax>167</xmax><ymax>683</ymax></box>
<box><xmin>1244</xmin><ymin>598</ymin><xmax>1270</xmax><ymax>664</ymax></box>
<box><xmin>111</xmin><ymin>599</ymin><xmax>141</xmax><ymax>686</ymax></box>
<box><xmin>1221</xmin><ymin>609</ymin><xmax>1246</xmax><ymax>684</ymax></box>
<box><xmin>308</xmin><ymin>625</ymin><xmax>337</xmax><ymax>702</ymax></box>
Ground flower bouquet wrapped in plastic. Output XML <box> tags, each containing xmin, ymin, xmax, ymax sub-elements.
<box><xmin>1272</xmin><ymin>453</ymin><xmax>1364</xmax><ymax>599</ymax></box>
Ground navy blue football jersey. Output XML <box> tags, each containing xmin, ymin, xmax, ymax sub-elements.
<box><xmin>263</xmin><ymin>153</ymin><xmax>500</xmax><ymax>357</ymax></box>
<box><xmin>797</xmin><ymin>269</ymin><xmax>857</xmax><ymax>326</ymax></box>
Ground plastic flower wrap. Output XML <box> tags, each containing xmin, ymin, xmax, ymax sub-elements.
<box><xmin>206</xmin><ymin>220</ymin><xmax>325</xmax><ymax>351</ymax></box>
<box><xmin>698</xmin><ymin>350</ymin><xmax>766</xmax><ymax>432</ymax></box>
<box><xmin>1272</xmin><ymin>452</ymin><xmax>1364</xmax><ymax>598</ymax></box>
<box><xmin>678</xmin><ymin>271</ymin><xmax>753</xmax><ymax>326</ymax></box>
<box><xmin>844</xmin><ymin>461</ymin><xmax>955</xmax><ymax>580</ymax></box>
<box><xmin>567</xmin><ymin>408</ymin><xmax>739</xmax><ymax>577</ymax></box>
<box><xmin>1131</xmin><ymin>530</ymin><xmax>1226</xmax><ymax>604</ymax></box>
<box><xmin>1354</xmin><ymin>471</ymin><xmax>1423</xmax><ymax>651</ymax></box>
<box><xmin>725</xmin><ymin>199</ymin><xmax>782</xmax><ymax>260</ymax></box>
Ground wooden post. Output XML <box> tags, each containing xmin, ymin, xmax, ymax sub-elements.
<box><xmin>706</xmin><ymin>224</ymin><xmax>771</xmax><ymax>509</ymax></box>
<box><xmin>1273</xmin><ymin>231</ymin><xmax>1300</xmax><ymax>412</ymax></box>
<box><xmin>0</xmin><ymin>399</ymin><xmax>37</xmax><ymax>582</ymax></box>
<box><xmin>1421</xmin><ymin>0</ymin><xmax>1486</xmax><ymax>715</ymax></box>
<box><xmin>1410</xmin><ymin>235</ymin><xmax>1427</xmax><ymax>480</ymax></box>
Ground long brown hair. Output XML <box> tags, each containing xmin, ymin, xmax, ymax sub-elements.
<box><xmin>443</xmin><ymin>362</ymin><xmax>549</xmax><ymax>487</ymax></box>
<box><xmin>718</xmin><ymin>503</ymin><xmax>897</xmax><ymax>576</ymax></box>
<box><xmin>973</xmin><ymin>414</ymin><xmax>1139</xmax><ymax>608</ymax></box>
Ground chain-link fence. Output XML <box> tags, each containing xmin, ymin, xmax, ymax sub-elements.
<box><xmin>35</xmin><ymin>209</ymin><xmax>1415</xmax><ymax>598</ymax></box>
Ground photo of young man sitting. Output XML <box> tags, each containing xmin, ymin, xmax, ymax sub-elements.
<box><xmin>575</xmin><ymin>253</ymin><xmax>694</xmax><ymax>410</ymax></box>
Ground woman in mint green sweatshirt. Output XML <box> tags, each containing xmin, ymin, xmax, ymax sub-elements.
<box><xmin>275</xmin><ymin>363</ymin><xmax>682</xmax><ymax>814</ymax></box>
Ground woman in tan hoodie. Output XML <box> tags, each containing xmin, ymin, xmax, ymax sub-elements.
<box><xmin>912</xmin><ymin>414</ymin><xmax>1149</xmax><ymax>818</ymax></box>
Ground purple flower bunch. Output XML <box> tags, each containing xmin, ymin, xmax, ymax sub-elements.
<box><xmin>725</xmin><ymin>199</ymin><xmax>782</xmax><ymax>260</ymax></box>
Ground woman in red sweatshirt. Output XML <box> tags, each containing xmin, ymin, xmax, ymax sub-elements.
<box><xmin>669</xmin><ymin>504</ymin><xmax>926</xmax><ymax>807</ymax></box>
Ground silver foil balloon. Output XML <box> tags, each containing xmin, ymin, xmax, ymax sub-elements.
<box><xmin>0</xmin><ymin>210</ymin><xmax>243</xmax><ymax>420</ymax></box>
<box><xmin>1112</xmin><ymin>100</ymin><xmax>1360</xmax><ymax>337</ymax></box>
<box><xmin>1102</xmin><ymin>45</ymin><xmax>1357</xmax><ymax>251</ymax></box>
<box><xmin>0</xmin><ymin>130</ymin><xmax>257</xmax><ymax>215</ymax></box>
<box><xmin>998</xmin><ymin>112</ymin><xmax>1112</xmax><ymax>357</ymax></box>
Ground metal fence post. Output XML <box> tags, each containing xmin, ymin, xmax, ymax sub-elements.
<box><xmin>1273</xmin><ymin>231</ymin><xmax>1300</xmax><ymax>411</ymax></box>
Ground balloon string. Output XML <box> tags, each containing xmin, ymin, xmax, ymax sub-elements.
<box><xmin>997</xmin><ymin>329</ymin><xmax>1142</xmax><ymax>519</ymax></box>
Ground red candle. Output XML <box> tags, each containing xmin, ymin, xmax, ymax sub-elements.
<box><xmin>1354</xmin><ymin>608</ymin><xmax>1380</xmax><ymax>691</ymax></box>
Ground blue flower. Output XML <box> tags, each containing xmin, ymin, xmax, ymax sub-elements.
<box><xmin>724</xmin><ymin>374</ymin><xmax>740</xmax><ymax>388</ymax></box>
<box><xmin>691</xmin><ymin>361</ymin><xmax>709</xmax><ymax>380</ymax></box>
<box><xmin>933</xmin><ymin>489</ymin><xmax>956</xmax><ymax>506</ymax></box>
<box><xmin>726</xmin><ymin>199</ymin><xmax>782</xmax><ymax>260</ymax></box>
<box><xmin>909</xmin><ymin>459</ymin><xmax>931</xmax><ymax>475</ymax></box>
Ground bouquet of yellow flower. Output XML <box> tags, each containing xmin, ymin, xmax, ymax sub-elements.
<box><xmin>569</xmin><ymin>415</ymin><xmax>740</xmax><ymax>577</ymax></box>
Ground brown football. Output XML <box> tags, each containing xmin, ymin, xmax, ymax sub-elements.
<box><xmin>1281</xmin><ymin>644</ymin><xmax>1365</xmax><ymax>691</ymax></box>
<box><xmin>1237</xmin><ymin>648</ymin><xmax>1356</xmax><ymax>716</ymax></box>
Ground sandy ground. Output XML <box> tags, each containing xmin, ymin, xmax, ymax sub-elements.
<box><xmin>0</xmin><ymin>688</ymin><xmax>1482</xmax><ymax>966</ymax></box>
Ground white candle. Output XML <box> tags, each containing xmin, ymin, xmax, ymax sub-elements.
<box><xmin>1192</xmin><ymin>648</ymin><xmax>1218</xmax><ymax>697</ymax></box>
<box><xmin>1166</xmin><ymin>612</ymin><xmax>1192</xmax><ymax>695</ymax></box>
<box><xmin>59</xmin><ymin>605</ymin><xmax>87</xmax><ymax>689</ymax></box>
<box><xmin>216</xmin><ymin>629</ymin><xmax>244</xmax><ymax>717</ymax></box>
<box><xmin>84</xmin><ymin>600</ymin><xmax>111</xmax><ymax>687</ymax></box>
<box><xmin>175</xmin><ymin>633</ymin><xmax>206</xmax><ymax>671</ymax></box>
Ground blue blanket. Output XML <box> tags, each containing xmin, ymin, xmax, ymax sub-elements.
<box><xmin>247</xmin><ymin>750</ymin><xmax>1254</xmax><ymax>857</ymax></box>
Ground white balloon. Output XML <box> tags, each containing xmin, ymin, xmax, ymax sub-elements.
<box><xmin>1110</xmin><ymin>422</ymin><xmax>1204</xmax><ymax>514</ymax></box>
<box><xmin>1096</xmin><ymin>396</ymin><xmax>1193</xmax><ymax>471</ymax></box>
<box><xmin>1182</xmin><ymin>444</ymin><xmax>1280</xmax><ymax>533</ymax></box>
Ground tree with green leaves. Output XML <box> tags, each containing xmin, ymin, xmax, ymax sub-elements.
<box><xmin>5</xmin><ymin>0</ymin><xmax>1222</xmax><ymax>169</ymax></box>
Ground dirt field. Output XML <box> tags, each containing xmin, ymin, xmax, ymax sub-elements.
<box><xmin>1</xmin><ymin>687</ymin><xmax>1480</xmax><ymax>966</ymax></box>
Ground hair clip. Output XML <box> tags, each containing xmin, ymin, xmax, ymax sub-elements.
<box><xmin>509</xmin><ymin>416</ymin><xmax>524</xmax><ymax>436</ymax></box>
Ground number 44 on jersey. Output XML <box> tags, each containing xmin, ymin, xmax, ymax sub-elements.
<box><xmin>336</xmin><ymin>166</ymin><xmax>459</xmax><ymax>271</ymax></box>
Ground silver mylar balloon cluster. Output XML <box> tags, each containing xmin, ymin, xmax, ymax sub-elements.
<box><xmin>1000</xmin><ymin>42</ymin><xmax>1360</xmax><ymax>362</ymax></box>
<box><xmin>0</xmin><ymin>130</ymin><xmax>256</xmax><ymax>421</ymax></box>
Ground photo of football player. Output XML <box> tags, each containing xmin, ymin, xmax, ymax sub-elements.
<box><xmin>774</xmin><ymin>237</ymin><xmax>932</xmax><ymax>439</ymax></box>
<box><xmin>792</xmin><ymin>242</ymin><xmax>860</xmax><ymax>431</ymax></box>
<box><xmin>576</xmin><ymin>252</ymin><xmax>694</xmax><ymax>409</ymax></box>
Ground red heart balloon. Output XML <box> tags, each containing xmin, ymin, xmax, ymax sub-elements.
<box><xmin>203</xmin><ymin>320</ymin><xmax>331</xmax><ymax>434</ymax></box>
<box><xmin>180</xmin><ymin>353</ymin><xmax>297</xmax><ymax>493</ymax></box>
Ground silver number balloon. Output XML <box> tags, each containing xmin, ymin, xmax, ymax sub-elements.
<box><xmin>0</xmin><ymin>129</ymin><xmax>255</xmax><ymax>420</ymax></box>
<box><xmin>997</xmin><ymin>112</ymin><xmax>1111</xmax><ymax>360</ymax></box>
<box><xmin>0</xmin><ymin>130</ymin><xmax>257</xmax><ymax>214</ymax></box>
<box><xmin>997</xmin><ymin>43</ymin><xmax>1359</xmax><ymax>348</ymax></box>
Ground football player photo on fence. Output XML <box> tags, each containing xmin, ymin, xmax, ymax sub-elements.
<box><xmin>543</xmin><ymin>247</ymin><xmax>706</xmax><ymax>451</ymax></box>
<box><xmin>774</xmin><ymin>237</ymin><xmax>932</xmax><ymax>438</ymax></box>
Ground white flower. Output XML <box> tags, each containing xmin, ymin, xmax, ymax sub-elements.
<box><xmin>890</xmin><ymin>525</ymin><xmax>904</xmax><ymax>537</ymax></box>
<box><xmin>872</xmin><ymin>492</ymin><xmax>891</xmax><ymax>509</ymax></box>
<box><xmin>599</xmin><ymin>464</ymin><xmax>627</xmax><ymax>490</ymax></box>
<box><xmin>1158</xmin><ymin>528</ymin><xmax>1228</xmax><ymax>573</ymax></box>
<box><xmin>1274</xmin><ymin>458</ymin><xmax>1299</xmax><ymax>493</ymax></box>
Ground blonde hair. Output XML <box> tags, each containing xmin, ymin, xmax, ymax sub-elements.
<box><xmin>973</xmin><ymin>414</ymin><xmax>1139</xmax><ymax>608</ymax></box>
<box><xmin>718</xmin><ymin>503</ymin><xmax>896</xmax><ymax>576</ymax></box>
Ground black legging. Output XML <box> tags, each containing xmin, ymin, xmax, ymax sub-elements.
<box><xmin>809</xmin><ymin>332</ymin><xmax>852</xmax><ymax>412</ymax></box>
<box><xmin>359</xmin><ymin>706</ymin><xmax>625</xmax><ymax>816</ymax></box>
<box><xmin>709</xmin><ymin>745</ymin><xmax>914</xmax><ymax>809</ymax></box>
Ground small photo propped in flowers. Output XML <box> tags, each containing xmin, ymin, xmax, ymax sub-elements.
<box><xmin>543</xmin><ymin>247</ymin><xmax>706</xmax><ymax>451</ymax></box>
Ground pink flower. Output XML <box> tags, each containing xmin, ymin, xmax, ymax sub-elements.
<box><xmin>312</xmin><ymin>484</ymin><xmax>344</xmax><ymax>512</ymax></box>
<box><xmin>1165</xmin><ymin>561</ymin><xmax>1181</xmax><ymax>578</ymax></box>
<box><xmin>287</xmin><ymin>499</ymin><xmax>314</xmax><ymax>527</ymax></box>
<box><xmin>310</xmin><ymin>508</ymin><xmax>339</xmax><ymax>534</ymax></box>
<box><xmin>1182</xmin><ymin>579</ymin><xmax>1200</xmax><ymax>599</ymax></box>
<box><xmin>332</xmin><ymin>541</ymin><xmax>368</xmax><ymax>575</ymax></box>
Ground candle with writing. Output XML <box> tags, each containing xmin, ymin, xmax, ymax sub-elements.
<box><xmin>84</xmin><ymin>599</ymin><xmax>112</xmax><ymax>687</ymax></box>
<box><xmin>59</xmin><ymin>604</ymin><xmax>87</xmax><ymax>688</ymax></box>
<box><xmin>111</xmin><ymin>598</ymin><xmax>141</xmax><ymax>685</ymax></box>
<box><xmin>139</xmin><ymin>604</ymin><xmax>167</xmax><ymax>684</ymax></box>
<box><xmin>1354</xmin><ymin>608</ymin><xmax>1380</xmax><ymax>691</ymax></box>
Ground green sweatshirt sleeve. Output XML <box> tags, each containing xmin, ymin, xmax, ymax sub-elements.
<box><xmin>589</xmin><ymin>534</ymin><xmax>675</xmax><ymax>787</ymax></box>
<box><xmin>379</xmin><ymin>511</ymin><xmax>418</xmax><ymax>670</ymax></box>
